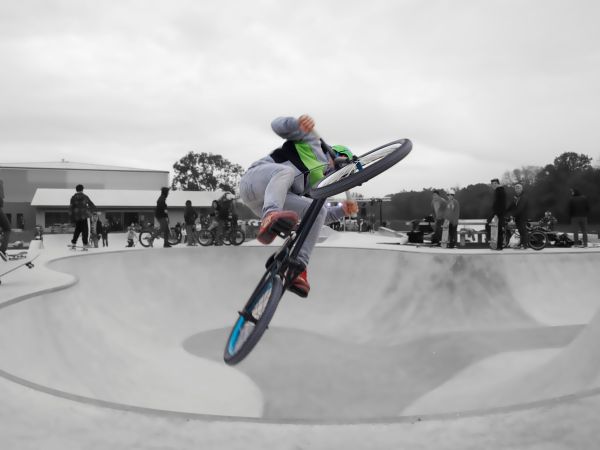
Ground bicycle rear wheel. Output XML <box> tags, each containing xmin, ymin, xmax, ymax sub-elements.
<box><xmin>309</xmin><ymin>139</ymin><xmax>412</xmax><ymax>199</ymax></box>
<box><xmin>223</xmin><ymin>271</ymin><xmax>284</xmax><ymax>365</ymax></box>
<box><xmin>168</xmin><ymin>228</ymin><xmax>180</xmax><ymax>246</ymax></box>
<box><xmin>197</xmin><ymin>229</ymin><xmax>214</xmax><ymax>246</ymax></box>
<box><xmin>528</xmin><ymin>230</ymin><xmax>546</xmax><ymax>251</ymax></box>
<box><xmin>138</xmin><ymin>231</ymin><xmax>154</xmax><ymax>248</ymax></box>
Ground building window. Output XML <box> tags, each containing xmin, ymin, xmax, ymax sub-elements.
<box><xmin>6</xmin><ymin>213</ymin><xmax>11</xmax><ymax>225</ymax></box>
<box><xmin>44</xmin><ymin>212</ymin><xmax>71</xmax><ymax>228</ymax></box>
<box><xmin>16</xmin><ymin>213</ymin><xmax>24</xmax><ymax>229</ymax></box>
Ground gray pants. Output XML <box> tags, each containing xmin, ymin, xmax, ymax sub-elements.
<box><xmin>240</xmin><ymin>161</ymin><xmax>328</xmax><ymax>266</ymax></box>
<box><xmin>571</xmin><ymin>216</ymin><xmax>588</xmax><ymax>246</ymax></box>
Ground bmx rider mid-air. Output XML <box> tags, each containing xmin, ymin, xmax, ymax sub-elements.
<box><xmin>239</xmin><ymin>115</ymin><xmax>358</xmax><ymax>297</ymax></box>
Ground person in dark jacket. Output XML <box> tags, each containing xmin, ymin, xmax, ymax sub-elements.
<box><xmin>70</xmin><ymin>184</ymin><xmax>96</xmax><ymax>248</ymax></box>
<box><xmin>569</xmin><ymin>188</ymin><xmax>590</xmax><ymax>247</ymax></box>
<box><xmin>0</xmin><ymin>179</ymin><xmax>10</xmax><ymax>261</ymax></box>
<box><xmin>183</xmin><ymin>200</ymin><xmax>198</xmax><ymax>246</ymax></box>
<box><xmin>506</xmin><ymin>183</ymin><xmax>529</xmax><ymax>249</ymax></box>
<box><xmin>487</xmin><ymin>178</ymin><xmax>507</xmax><ymax>250</ymax></box>
<box><xmin>155</xmin><ymin>187</ymin><xmax>171</xmax><ymax>248</ymax></box>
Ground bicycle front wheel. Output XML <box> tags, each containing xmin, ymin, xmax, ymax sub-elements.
<box><xmin>197</xmin><ymin>229</ymin><xmax>214</xmax><ymax>246</ymax></box>
<box><xmin>139</xmin><ymin>231</ymin><xmax>154</xmax><ymax>248</ymax></box>
<box><xmin>528</xmin><ymin>231</ymin><xmax>546</xmax><ymax>251</ymax></box>
<box><xmin>229</xmin><ymin>229</ymin><xmax>245</xmax><ymax>246</ymax></box>
<box><xmin>309</xmin><ymin>138</ymin><xmax>412</xmax><ymax>199</ymax></box>
<box><xmin>223</xmin><ymin>271</ymin><xmax>284</xmax><ymax>365</ymax></box>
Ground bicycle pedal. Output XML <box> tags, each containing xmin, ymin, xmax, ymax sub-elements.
<box><xmin>286</xmin><ymin>258</ymin><xmax>306</xmax><ymax>280</ymax></box>
<box><xmin>271</xmin><ymin>218</ymin><xmax>297</xmax><ymax>238</ymax></box>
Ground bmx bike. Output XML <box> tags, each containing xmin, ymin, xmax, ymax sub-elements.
<box><xmin>504</xmin><ymin>219</ymin><xmax>547</xmax><ymax>251</ymax></box>
<box><xmin>138</xmin><ymin>224</ymin><xmax>181</xmax><ymax>248</ymax></box>
<box><xmin>223</xmin><ymin>138</ymin><xmax>413</xmax><ymax>365</ymax></box>
<box><xmin>196</xmin><ymin>218</ymin><xmax>245</xmax><ymax>246</ymax></box>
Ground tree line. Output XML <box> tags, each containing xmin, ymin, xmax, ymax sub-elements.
<box><xmin>383</xmin><ymin>152</ymin><xmax>600</xmax><ymax>224</ymax></box>
<box><xmin>170</xmin><ymin>150</ymin><xmax>600</xmax><ymax>224</ymax></box>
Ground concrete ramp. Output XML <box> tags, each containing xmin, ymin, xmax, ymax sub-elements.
<box><xmin>0</xmin><ymin>243</ymin><xmax>599</xmax><ymax>422</ymax></box>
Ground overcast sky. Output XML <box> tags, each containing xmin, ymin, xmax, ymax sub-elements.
<box><xmin>1</xmin><ymin>0</ymin><xmax>599</xmax><ymax>197</ymax></box>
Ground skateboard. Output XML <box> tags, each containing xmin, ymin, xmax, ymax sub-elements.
<box><xmin>440</xmin><ymin>219</ymin><xmax>450</xmax><ymax>248</ymax></box>
<box><xmin>489</xmin><ymin>215</ymin><xmax>499</xmax><ymax>249</ymax></box>
<box><xmin>0</xmin><ymin>254</ymin><xmax>40</xmax><ymax>284</ymax></box>
<box><xmin>67</xmin><ymin>244</ymin><xmax>89</xmax><ymax>251</ymax></box>
<box><xmin>6</xmin><ymin>251</ymin><xmax>28</xmax><ymax>261</ymax></box>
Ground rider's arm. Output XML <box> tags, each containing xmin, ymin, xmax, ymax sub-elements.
<box><xmin>324</xmin><ymin>201</ymin><xmax>359</xmax><ymax>224</ymax></box>
<box><xmin>271</xmin><ymin>115</ymin><xmax>314</xmax><ymax>141</ymax></box>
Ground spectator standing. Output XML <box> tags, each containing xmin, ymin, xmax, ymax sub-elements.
<box><xmin>184</xmin><ymin>200</ymin><xmax>198</xmax><ymax>246</ymax></box>
<box><xmin>487</xmin><ymin>178</ymin><xmax>507</xmax><ymax>250</ymax></box>
<box><xmin>569</xmin><ymin>188</ymin><xmax>590</xmax><ymax>247</ymax></box>
<box><xmin>430</xmin><ymin>190</ymin><xmax>447</xmax><ymax>244</ymax></box>
<box><xmin>0</xmin><ymin>179</ymin><xmax>10</xmax><ymax>261</ymax></box>
<box><xmin>89</xmin><ymin>212</ymin><xmax>100</xmax><ymax>248</ymax></box>
<box><xmin>126</xmin><ymin>223</ymin><xmax>136</xmax><ymax>247</ymax></box>
<box><xmin>539</xmin><ymin>211</ymin><xmax>558</xmax><ymax>231</ymax></box>
<box><xmin>444</xmin><ymin>192</ymin><xmax>460</xmax><ymax>248</ymax></box>
<box><xmin>506</xmin><ymin>184</ymin><xmax>529</xmax><ymax>249</ymax></box>
<box><xmin>155</xmin><ymin>187</ymin><xmax>172</xmax><ymax>248</ymax></box>
<box><xmin>100</xmin><ymin>219</ymin><xmax>109</xmax><ymax>247</ymax></box>
<box><xmin>70</xmin><ymin>184</ymin><xmax>96</xmax><ymax>248</ymax></box>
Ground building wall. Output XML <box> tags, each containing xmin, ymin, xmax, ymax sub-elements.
<box><xmin>0</xmin><ymin>168</ymin><xmax>168</xmax><ymax>202</ymax></box>
<box><xmin>1</xmin><ymin>167</ymin><xmax>169</xmax><ymax>230</ymax></box>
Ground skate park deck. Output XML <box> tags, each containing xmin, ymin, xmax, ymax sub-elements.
<box><xmin>1</xmin><ymin>232</ymin><xmax>600</xmax><ymax>449</ymax></box>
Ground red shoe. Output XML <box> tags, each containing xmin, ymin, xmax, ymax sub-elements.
<box><xmin>288</xmin><ymin>270</ymin><xmax>310</xmax><ymax>298</ymax></box>
<box><xmin>257</xmin><ymin>210</ymin><xmax>299</xmax><ymax>245</ymax></box>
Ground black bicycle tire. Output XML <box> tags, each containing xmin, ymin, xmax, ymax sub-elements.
<box><xmin>309</xmin><ymin>138</ymin><xmax>412</xmax><ymax>199</ymax></box>
<box><xmin>230</xmin><ymin>229</ymin><xmax>246</xmax><ymax>246</ymax></box>
<box><xmin>528</xmin><ymin>230</ymin><xmax>546</xmax><ymax>251</ymax></box>
<box><xmin>138</xmin><ymin>231</ymin><xmax>153</xmax><ymax>248</ymax></box>
<box><xmin>223</xmin><ymin>273</ymin><xmax>283</xmax><ymax>365</ymax></box>
<box><xmin>168</xmin><ymin>228</ymin><xmax>181</xmax><ymax>246</ymax></box>
<box><xmin>197</xmin><ymin>229</ymin><xmax>214</xmax><ymax>246</ymax></box>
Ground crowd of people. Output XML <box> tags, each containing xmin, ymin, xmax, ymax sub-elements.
<box><xmin>427</xmin><ymin>178</ymin><xmax>592</xmax><ymax>249</ymax></box>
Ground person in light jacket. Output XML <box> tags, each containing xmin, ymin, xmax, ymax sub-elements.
<box><xmin>444</xmin><ymin>192</ymin><xmax>460</xmax><ymax>248</ymax></box>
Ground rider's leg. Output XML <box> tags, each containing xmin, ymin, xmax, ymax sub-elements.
<box><xmin>241</xmin><ymin>163</ymin><xmax>299</xmax><ymax>244</ymax></box>
<box><xmin>240</xmin><ymin>162</ymin><xmax>295</xmax><ymax>216</ymax></box>
<box><xmin>281</xmin><ymin>194</ymin><xmax>327</xmax><ymax>268</ymax></box>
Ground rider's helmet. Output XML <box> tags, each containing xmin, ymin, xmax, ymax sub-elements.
<box><xmin>331</xmin><ymin>145</ymin><xmax>354</xmax><ymax>159</ymax></box>
<box><xmin>222</xmin><ymin>192</ymin><xmax>235</xmax><ymax>201</ymax></box>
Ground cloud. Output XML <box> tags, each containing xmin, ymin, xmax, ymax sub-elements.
<box><xmin>1</xmin><ymin>0</ymin><xmax>599</xmax><ymax>194</ymax></box>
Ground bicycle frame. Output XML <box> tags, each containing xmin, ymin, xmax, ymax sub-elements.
<box><xmin>267</xmin><ymin>196</ymin><xmax>328</xmax><ymax>286</ymax></box>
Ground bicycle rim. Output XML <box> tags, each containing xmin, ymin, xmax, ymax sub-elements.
<box><xmin>224</xmin><ymin>272</ymin><xmax>283</xmax><ymax>365</ymax></box>
<box><xmin>138</xmin><ymin>231</ymin><xmax>153</xmax><ymax>248</ymax></box>
<box><xmin>168</xmin><ymin>228</ymin><xmax>180</xmax><ymax>245</ymax></box>
<box><xmin>230</xmin><ymin>230</ymin><xmax>245</xmax><ymax>246</ymax></box>
<box><xmin>309</xmin><ymin>139</ymin><xmax>412</xmax><ymax>199</ymax></box>
<box><xmin>528</xmin><ymin>231</ymin><xmax>546</xmax><ymax>251</ymax></box>
<box><xmin>197</xmin><ymin>230</ymin><xmax>214</xmax><ymax>246</ymax></box>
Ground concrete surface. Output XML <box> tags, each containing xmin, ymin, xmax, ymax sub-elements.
<box><xmin>0</xmin><ymin>231</ymin><xmax>599</xmax><ymax>449</ymax></box>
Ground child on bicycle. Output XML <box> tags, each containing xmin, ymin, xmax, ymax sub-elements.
<box><xmin>239</xmin><ymin>115</ymin><xmax>358</xmax><ymax>298</ymax></box>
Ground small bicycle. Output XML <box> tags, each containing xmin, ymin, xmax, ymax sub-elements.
<box><xmin>223</xmin><ymin>138</ymin><xmax>413</xmax><ymax>365</ymax></box>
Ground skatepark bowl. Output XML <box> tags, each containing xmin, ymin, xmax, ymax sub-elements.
<box><xmin>1</xmin><ymin>232</ymin><xmax>600</xmax><ymax>449</ymax></box>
